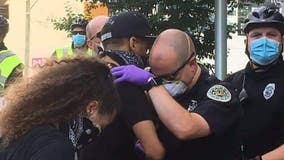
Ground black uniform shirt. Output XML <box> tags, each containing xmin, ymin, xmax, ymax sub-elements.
<box><xmin>0</xmin><ymin>125</ymin><xmax>74</xmax><ymax>160</ymax></box>
<box><xmin>226</xmin><ymin>60</ymin><xmax>284</xmax><ymax>158</ymax></box>
<box><xmin>158</xmin><ymin>68</ymin><xmax>242</xmax><ymax>160</ymax></box>
<box><xmin>80</xmin><ymin>52</ymin><xmax>156</xmax><ymax>160</ymax></box>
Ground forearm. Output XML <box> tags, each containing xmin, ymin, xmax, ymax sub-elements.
<box><xmin>133</xmin><ymin>120</ymin><xmax>165</xmax><ymax>160</ymax></box>
<box><xmin>261</xmin><ymin>144</ymin><xmax>284</xmax><ymax>160</ymax></box>
<box><xmin>148</xmin><ymin>86</ymin><xmax>210</xmax><ymax>140</ymax></box>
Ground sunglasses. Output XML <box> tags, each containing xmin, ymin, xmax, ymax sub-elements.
<box><xmin>157</xmin><ymin>52</ymin><xmax>195</xmax><ymax>81</ymax></box>
<box><xmin>72</xmin><ymin>31</ymin><xmax>86</xmax><ymax>35</ymax></box>
<box><xmin>89</xmin><ymin>32</ymin><xmax>101</xmax><ymax>41</ymax></box>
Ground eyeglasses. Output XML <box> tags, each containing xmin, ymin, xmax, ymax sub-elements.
<box><xmin>89</xmin><ymin>32</ymin><xmax>101</xmax><ymax>41</ymax></box>
<box><xmin>157</xmin><ymin>52</ymin><xmax>195</xmax><ymax>81</ymax></box>
<box><xmin>72</xmin><ymin>31</ymin><xmax>86</xmax><ymax>35</ymax></box>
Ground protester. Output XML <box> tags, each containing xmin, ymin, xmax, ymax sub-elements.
<box><xmin>80</xmin><ymin>12</ymin><xmax>164</xmax><ymax>160</ymax></box>
<box><xmin>52</xmin><ymin>16</ymin><xmax>108</xmax><ymax>157</ymax></box>
<box><xmin>86</xmin><ymin>15</ymin><xmax>109</xmax><ymax>54</ymax></box>
<box><xmin>0</xmin><ymin>57</ymin><xmax>119</xmax><ymax>160</ymax></box>
<box><xmin>112</xmin><ymin>29</ymin><xmax>242</xmax><ymax>160</ymax></box>
<box><xmin>225</xmin><ymin>4</ymin><xmax>284</xmax><ymax>160</ymax></box>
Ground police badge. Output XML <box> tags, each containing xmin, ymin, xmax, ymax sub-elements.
<box><xmin>207</xmin><ymin>85</ymin><xmax>231</xmax><ymax>102</ymax></box>
<box><xmin>263</xmin><ymin>83</ymin><xmax>275</xmax><ymax>100</ymax></box>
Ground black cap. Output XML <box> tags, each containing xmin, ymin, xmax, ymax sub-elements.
<box><xmin>101</xmin><ymin>12</ymin><xmax>155</xmax><ymax>42</ymax></box>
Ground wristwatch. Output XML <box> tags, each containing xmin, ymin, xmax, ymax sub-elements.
<box><xmin>144</xmin><ymin>77</ymin><xmax>162</xmax><ymax>91</ymax></box>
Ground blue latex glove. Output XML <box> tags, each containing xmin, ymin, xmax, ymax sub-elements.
<box><xmin>111</xmin><ymin>65</ymin><xmax>153</xmax><ymax>85</ymax></box>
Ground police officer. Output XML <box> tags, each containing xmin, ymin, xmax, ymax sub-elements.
<box><xmin>111</xmin><ymin>29</ymin><xmax>243</xmax><ymax>160</ymax></box>
<box><xmin>86</xmin><ymin>15</ymin><xmax>109</xmax><ymax>54</ymax></box>
<box><xmin>53</xmin><ymin>17</ymin><xmax>92</xmax><ymax>60</ymax></box>
<box><xmin>0</xmin><ymin>15</ymin><xmax>23</xmax><ymax>93</ymax></box>
<box><xmin>225</xmin><ymin>4</ymin><xmax>284</xmax><ymax>160</ymax></box>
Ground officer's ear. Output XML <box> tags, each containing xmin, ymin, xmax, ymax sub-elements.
<box><xmin>244</xmin><ymin>36</ymin><xmax>250</xmax><ymax>56</ymax></box>
<box><xmin>87</xmin><ymin>40</ymin><xmax>93</xmax><ymax>49</ymax></box>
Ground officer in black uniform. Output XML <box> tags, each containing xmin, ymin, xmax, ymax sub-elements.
<box><xmin>111</xmin><ymin>29</ymin><xmax>243</xmax><ymax>160</ymax></box>
<box><xmin>225</xmin><ymin>4</ymin><xmax>284</xmax><ymax>160</ymax></box>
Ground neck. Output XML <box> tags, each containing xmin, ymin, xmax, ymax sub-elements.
<box><xmin>188</xmin><ymin>65</ymin><xmax>201</xmax><ymax>89</ymax></box>
<box><xmin>250</xmin><ymin>59</ymin><xmax>278</xmax><ymax>72</ymax></box>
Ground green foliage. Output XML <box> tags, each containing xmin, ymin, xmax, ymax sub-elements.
<box><xmin>50</xmin><ymin>4</ymin><xmax>83</xmax><ymax>32</ymax></box>
<box><xmin>72</xmin><ymin>0</ymin><xmax>264</xmax><ymax>70</ymax></box>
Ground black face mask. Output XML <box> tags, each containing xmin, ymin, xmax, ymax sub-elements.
<box><xmin>76</xmin><ymin>118</ymin><xmax>101</xmax><ymax>150</ymax></box>
<box><xmin>100</xmin><ymin>50</ymin><xmax>145</xmax><ymax>68</ymax></box>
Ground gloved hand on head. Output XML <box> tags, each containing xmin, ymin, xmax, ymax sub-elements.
<box><xmin>111</xmin><ymin>65</ymin><xmax>153</xmax><ymax>85</ymax></box>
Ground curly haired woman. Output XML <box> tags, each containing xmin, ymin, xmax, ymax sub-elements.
<box><xmin>0</xmin><ymin>57</ymin><xmax>119</xmax><ymax>160</ymax></box>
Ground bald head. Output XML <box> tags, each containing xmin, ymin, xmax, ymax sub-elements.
<box><xmin>86</xmin><ymin>16</ymin><xmax>109</xmax><ymax>53</ymax></box>
<box><xmin>86</xmin><ymin>15</ymin><xmax>109</xmax><ymax>39</ymax></box>
<box><xmin>150</xmin><ymin>29</ymin><xmax>196</xmax><ymax>68</ymax></box>
<box><xmin>150</xmin><ymin>29</ymin><xmax>199</xmax><ymax>87</ymax></box>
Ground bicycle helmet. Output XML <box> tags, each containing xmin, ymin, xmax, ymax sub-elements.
<box><xmin>243</xmin><ymin>4</ymin><xmax>284</xmax><ymax>35</ymax></box>
<box><xmin>71</xmin><ymin>17</ymin><xmax>88</xmax><ymax>30</ymax></box>
<box><xmin>0</xmin><ymin>15</ymin><xmax>9</xmax><ymax>34</ymax></box>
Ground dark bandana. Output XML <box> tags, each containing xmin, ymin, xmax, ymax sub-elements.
<box><xmin>102</xmin><ymin>50</ymin><xmax>145</xmax><ymax>68</ymax></box>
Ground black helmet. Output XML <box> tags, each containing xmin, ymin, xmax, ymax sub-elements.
<box><xmin>71</xmin><ymin>17</ymin><xmax>88</xmax><ymax>30</ymax></box>
<box><xmin>243</xmin><ymin>4</ymin><xmax>284</xmax><ymax>35</ymax></box>
<box><xmin>0</xmin><ymin>15</ymin><xmax>9</xmax><ymax>34</ymax></box>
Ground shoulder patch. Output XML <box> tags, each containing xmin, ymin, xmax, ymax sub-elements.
<box><xmin>207</xmin><ymin>85</ymin><xmax>231</xmax><ymax>102</ymax></box>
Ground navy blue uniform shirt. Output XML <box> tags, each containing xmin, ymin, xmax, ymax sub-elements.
<box><xmin>158</xmin><ymin>67</ymin><xmax>243</xmax><ymax>160</ymax></box>
<box><xmin>226</xmin><ymin>59</ymin><xmax>284</xmax><ymax>159</ymax></box>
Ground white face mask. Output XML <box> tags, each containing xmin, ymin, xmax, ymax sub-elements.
<box><xmin>163</xmin><ymin>80</ymin><xmax>188</xmax><ymax>97</ymax></box>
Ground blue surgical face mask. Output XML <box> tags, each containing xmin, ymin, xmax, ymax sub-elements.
<box><xmin>163</xmin><ymin>81</ymin><xmax>188</xmax><ymax>97</ymax></box>
<box><xmin>250</xmin><ymin>37</ymin><xmax>280</xmax><ymax>65</ymax></box>
<box><xmin>72</xmin><ymin>34</ymin><xmax>86</xmax><ymax>48</ymax></box>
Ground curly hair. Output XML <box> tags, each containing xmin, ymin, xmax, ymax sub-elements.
<box><xmin>0</xmin><ymin>56</ymin><xmax>120</xmax><ymax>146</ymax></box>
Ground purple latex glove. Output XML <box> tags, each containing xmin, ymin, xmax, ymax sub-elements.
<box><xmin>111</xmin><ymin>65</ymin><xmax>153</xmax><ymax>85</ymax></box>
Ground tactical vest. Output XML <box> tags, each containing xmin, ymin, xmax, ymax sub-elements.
<box><xmin>0</xmin><ymin>50</ymin><xmax>22</xmax><ymax>91</ymax></box>
<box><xmin>55</xmin><ymin>46</ymin><xmax>93</xmax><ymax>60</ymax></box>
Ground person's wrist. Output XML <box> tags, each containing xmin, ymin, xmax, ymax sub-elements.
<box><xmin>144</xmin><ymin>77</ymin><xmax>162</xmax><ymax>91</ymax></box>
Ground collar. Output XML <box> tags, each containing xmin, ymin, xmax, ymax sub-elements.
<box><xmin>245</xmin><ymin>58</ymin><xmax>284</xmax><ymax>80</ymax></box>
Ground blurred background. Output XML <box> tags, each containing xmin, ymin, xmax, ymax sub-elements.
<box><xmin>1</xmin><ymin>0</ymin><xmax>283</xmax><ymax>74</ymax></box>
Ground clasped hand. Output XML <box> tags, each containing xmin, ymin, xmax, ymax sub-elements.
<box><xmin>111</xmin><ymin>65</ymin><xmax>153</xmax><ymax>85</ymax></box>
